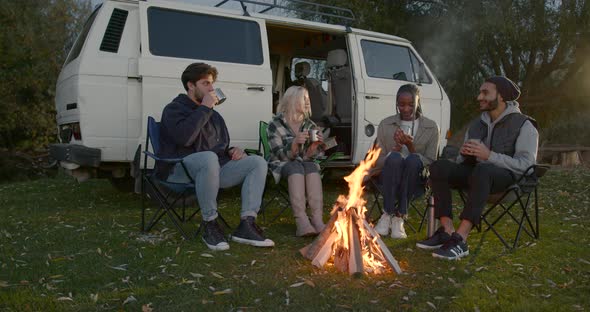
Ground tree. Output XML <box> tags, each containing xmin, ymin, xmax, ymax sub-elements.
<box><xmin>0</xmin><ymin>0</ymin><xmax>92</xmax><ymax>151</ymax></box>
<box><xmin>428</xmin><ymin>0</ymin><xmax>590</xmax><ymax>143</ymax></box>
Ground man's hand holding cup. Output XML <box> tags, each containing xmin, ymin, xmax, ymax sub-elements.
<box><xmin>461</xmin><ymin>139</ymin><xmax>490</xmax><ymax>161</ymax></box>
<box><xmin>201</xmin><ymin>90</ymin><xmax>219</xmax><ymax>108</ymax></box>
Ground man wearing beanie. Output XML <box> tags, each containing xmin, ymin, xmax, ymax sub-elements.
<box><xmin>416</xmin><ymin>76</ymin><xmax>538</xmax><ymax>260</ymax></box>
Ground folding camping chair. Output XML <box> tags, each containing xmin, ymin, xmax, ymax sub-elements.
<box><xmin>458</xmin><ymin>164</ymin><xmax>549</xmax><ymax>249</ymax></box>
<box><xmin>141</xmin><ymin>116</ymin><xmax>229</xmax><ymax>240</ymax></box>
<box><xmin>252</xmin><ymin>121</ymin><xmax>292</xmax><ymax>224</ymax></box>
<box><xmin>365</xmin><ymin>176</ymin><xmax>428</xmax><ymax>233</ymax></box>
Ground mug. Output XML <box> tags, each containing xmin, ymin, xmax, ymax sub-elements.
<box><xmin>214</xmin><ymin>88</ymin><xmax>226</xmax><ymax>105</ymax></box>
<box><xmin>308</xmin><ymin>129</ymin><xmax>319</xmax><ymax>142</ymax></box>
<box><xmin>400</xmin><ymin>125</ymin><xmax>412</xmax><ymax>135</ymax></box>
<box><xmin>462</xmin><ymin>139</ymin><xmax>482</xmax><ymax>165</ymax></box>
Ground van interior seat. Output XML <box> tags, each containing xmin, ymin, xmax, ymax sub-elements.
<box><xmin>326</xmin><ymin>49</ymin><xmax>352</xmax><ymax>124</ymax></box>
<box><xmin>294</xmin><ymin>61</ymin><xmax>327</xmax><ymax>123</ymax></box>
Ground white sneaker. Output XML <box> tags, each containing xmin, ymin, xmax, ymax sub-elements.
<box><xmin>390</xmin><ymin>216</ymin><xmax>408</xmax><ymax>239</ymax></box>
<box><xmin>374</xmin><ymin>213</ymin><xmax>392</xmax><ymax>236</ymax></box>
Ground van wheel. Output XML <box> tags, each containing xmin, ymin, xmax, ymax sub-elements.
<box><xmin>109</xmin><ymin>176</ymin><xmax>135</xmax><ymax>192</ymax></box>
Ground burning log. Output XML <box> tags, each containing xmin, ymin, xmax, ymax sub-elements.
<box><xmin>362</xmin><ymin>219</ymin><xmax>402</xmax><ymax>274</ymax></box>
<box><xmin>300</xmin><ymin>147</ymin><xmax>403</xmax><ymax>275</ymax></box>
<box><xmin>332</xmin><ymin>243</ymin><xmax>349</xmax><ymax>273</ymax></box>
<box><xmin>348</xmin><ymin>210</ymin><xmax>364</xmax><ymax>276</ymax></box>
<box><xmin>300</xmin><ymin>209</ymin><xmax>340</xmax><ymax>260</ymax></box>
<box><xmin>311</xmin><ymin>232</ymin><xmax>338</xmax><ymax>268</ymax></box>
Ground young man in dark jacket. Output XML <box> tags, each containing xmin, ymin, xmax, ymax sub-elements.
<box><xmin>417</xmin><ymin>76</ymin><xmax>538</xmax><ymax>260</ymax></box>
<box><xmin>158</xmin><ymin>62</ymin><xmax>274</xmax><ymax>251</ymax></box>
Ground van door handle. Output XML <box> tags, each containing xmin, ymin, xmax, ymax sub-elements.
<box><xmin>247</xmin><ymin>86</ymin><xmax>265</xmax><ymax>91</ymax></box>
<box><xmin>365</xmin><ymin>95</ymin><xmax>380</xmax><ymax>99</ymax></box>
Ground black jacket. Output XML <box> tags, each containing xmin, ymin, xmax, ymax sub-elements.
<box><xmin>156</xmin><ymin>94</ymin><xmax>231</xmax><ymax>179</ymax></box>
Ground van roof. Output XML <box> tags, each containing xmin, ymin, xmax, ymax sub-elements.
<box><xmin>126</xmin><ymin>0</ymin><xmax>410</xmax><ymax>44</ymax></box>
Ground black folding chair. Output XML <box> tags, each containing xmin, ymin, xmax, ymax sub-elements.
<box><xmin>458</xmin><ymin>164</ymin><xmax>549</xmax><ymax>249</ymax></box>
<box><xmin>141</xmin><ymin>116</ymin><xmax>229</xmax><ymax>240</ymax></box>
<box><xmin>365</xmin><ymin>176</ymin><xmax>428</xmax><ymax>233</ymax></box>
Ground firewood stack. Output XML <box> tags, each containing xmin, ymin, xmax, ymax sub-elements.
<box><xmin>299</xmin><ymin>147</ymin><xmax>402</xmax><ymax>276</ymax></box>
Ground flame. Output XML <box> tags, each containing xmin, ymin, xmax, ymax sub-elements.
<box><xmin>328</xmin><ymin>146</ymin><xmax>391</xmax><ymax>274</ymax></box>
<box><xmin>343</xmin><ymin>147</ymin><xmax>380</xmax><ymax>214</ymax></box>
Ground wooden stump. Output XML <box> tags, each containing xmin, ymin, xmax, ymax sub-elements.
<box><xmin>554</xmin><ymin>151</ymin><xmax>582</xmax><ymax>167</ymax></box>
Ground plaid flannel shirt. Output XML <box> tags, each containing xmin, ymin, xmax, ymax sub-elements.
<box><xmin>266</xmin><ymin>113</ymin><xmax>319</xmax><ymax>183</ymax></box>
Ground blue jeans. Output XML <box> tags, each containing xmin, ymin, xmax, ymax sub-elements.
<box><xmin>380</xmin><ymin>152</ymin><xmax>424</xmax><ymax>215</ymax></box>
<box><xmin>167</xmin><ymin>151</ymin><xmax>267</xmax><ymax>222</ymax></box>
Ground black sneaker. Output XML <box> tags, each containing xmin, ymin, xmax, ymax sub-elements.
<box><xmin>432</xmin><ymin>232</ymin><xmax>469</xmax><ymax>260</ymax></box>
<box><xmin>231</xmin><ymin>217</ymin><xmax>275</xmax><ymax>247</ymax></box>
<box><xmin>202</xmin><ymin>219</ymin><xmax>229</xmax><ymax>251</ymax></box>
<box><xmin>416</xmin><ymin>227</ymin><xmax>451</xmax><ymax>250</ymax></box>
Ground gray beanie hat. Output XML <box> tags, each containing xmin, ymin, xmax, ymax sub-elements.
<box><xmin>485</xmin><ymin>76</ymin><xmax>521</xmax><ymax>101</ymax></box>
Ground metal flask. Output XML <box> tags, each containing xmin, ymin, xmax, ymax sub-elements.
<box><xmin>426</xmin><ymin>195</ymin><xmax>438</xmax><ymax>238</ymax></box>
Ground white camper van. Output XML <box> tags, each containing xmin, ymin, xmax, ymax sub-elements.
<box><xmin>50</xmin><ymin>0</ymin><xmax>451</xmax><ymax>190</ymax></box>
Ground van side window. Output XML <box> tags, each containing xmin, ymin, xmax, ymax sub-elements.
<box><xmin>147</xmin><ymin>7</ymin><xmax>263</xmax><ymax>65</ymax></box>
<box><xmin>65</xmin><ymin>6</ymin><xmax>100</xmax><ymax>65</ymax></box>
<box><xmin>361</xmin><ymin>40</ymin><xmax>429</xmax><ymax>83</ymax></box>
<box><xmin>100</xmin><ymin>8</ymin><xmax>128</xmax><ymax>53</ymax></box>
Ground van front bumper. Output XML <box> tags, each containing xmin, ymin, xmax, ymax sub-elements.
<box><xmin>49</xmin><ymin>143</ymin><xmax>101</xmax><ymax>168</ymax></box>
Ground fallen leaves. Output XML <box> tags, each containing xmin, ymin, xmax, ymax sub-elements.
<box><xmin>213</xmin><ymin>288</ymin><xmax>232</xmax><ymax>295</ymax></box>
<box><xmin>289</xmin><ymin>282</ymin><xmax>305</xmax><ymax>288</ymax></box>
<box><xmin>1</xmin><ymin>168</ymin><xmax>589</xmax><ymax>311</ymax></box>
<box><xmin>289</xmin><ymin>279</ymin><xmax>315</xmax><ymax>288</ymax></box>
<box><xmin>426</xmin><ymin>301</ymin><xmax>437</xmax><ymax>310</ymax></box>
<box><xmin>107</xmin><ymin>264</ymin><xmax>128</xmax><ymax>271</ymax></box>
<box><xmin>210</xmin><ymin>272</ymin><xmax>224</xmax><ymax>279</ymax></box>
<box><xmin>557</xmin><ymin>279</ymin><xmax>574</xmax><ymax>289</ymax></box>
<box><xmin>123</xmin><ymin>295</ymin><xmax>137</xmax><ymax>305</ymax></box>
<box><xmin>57</xmin><ymin>296</ymin><xmax>73</xmax><ymax>302</ymax></box>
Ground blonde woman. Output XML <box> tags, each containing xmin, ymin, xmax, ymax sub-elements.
<box><xmin>266</xmin><ymin>86</ymin><xmax>326</xmax><ymax>236</ymax></box>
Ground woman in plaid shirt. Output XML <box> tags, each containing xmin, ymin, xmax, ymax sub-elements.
<box><xmin>266</xmin><ymin>86</ymin><xmax>326</xmax><ymax>236</ymax></box>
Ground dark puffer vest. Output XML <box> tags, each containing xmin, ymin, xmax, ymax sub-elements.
<box><xmin>467</xmin><ymin>113</ymin><xmax>538</xmax><ymax>157</ymax></box>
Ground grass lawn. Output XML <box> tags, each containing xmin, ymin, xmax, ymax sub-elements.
<box><xmin>0</xmin><ymin>167</ymin><xmax>589</xmax><ymax>311</ymax></box>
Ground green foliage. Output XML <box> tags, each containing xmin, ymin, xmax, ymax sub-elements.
<box><xmin>0</xmin><ymin>0</ymin><xmax>92</xmax><ymax>151</ymax></box>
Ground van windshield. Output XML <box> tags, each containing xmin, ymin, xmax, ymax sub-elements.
<box><xmin>64</xmin><ymin>5</ymin><xmax>101</xmax><ymax>65</ymax></box>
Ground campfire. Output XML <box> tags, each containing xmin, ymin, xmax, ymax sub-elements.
<box><xmin>300</xmin><ymin>147</ymin><xmax>402</xmax><ymax>275</ymax></box>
